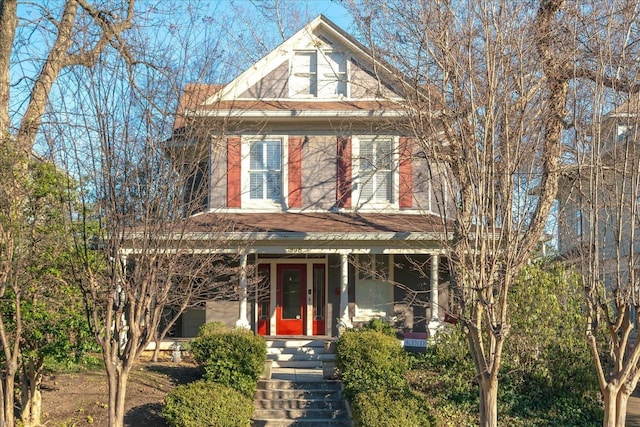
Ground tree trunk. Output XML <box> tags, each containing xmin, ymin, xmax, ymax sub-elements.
<box><xmin>2</xmin><ymin>370</ymin><xmax>16</xmax><ymax>427</ymax></box>
<box><xmin>152</xmin><ymin>338</ymin><xmax>161</xmax><ymax>362</ymax></box>
<box><xmin>602</xmin><ymin>384</ymin><xmax>632</xmax><ymax>427</ymax></box>
<box><xmin>112</xmin><ymin>370</ymin><xmax>130</xmax><ymax>427</ymax></box>
<box><xmin>616</xmin><ymin>389</ymin><xmax>630</xmax><ymax>427</ymax></box>
<box><xmin>19</xmin><ymin>358</ymin><xmax>43</xmax><ymax>427</ymax></box>
<box><xmin>105</xmin><ymin>356</ymin><xmax>131</xmax><ymax>427</ymax></box>
<box><xmin>478</xmin><ymin>377</ymin><xmax>498</xmax><ymax>427</ymax></box>
<box><xmin>0</xmin><ymin>377</ymin><xmax>4</xmax><ymax>427</ymax></box>
<box><xmin>603</xmin><ymin>386</ymin><xmax>617</xmax><ymax>427</ymax></box>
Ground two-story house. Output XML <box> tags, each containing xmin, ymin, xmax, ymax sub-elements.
<box><xmin>163</xmin><ymin>15</ymin><xmax>454</xmax><ymax>338</ymax></box>
<box><xmin>557</xmin><ymin>99</ymin><xmax>640</xmax><ymax>262</ymax></box>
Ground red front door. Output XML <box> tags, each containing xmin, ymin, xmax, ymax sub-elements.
<box><xmin>276</xmin><ymin>264</ymin><xmax>306</xmax><ymax>335</ymax></box>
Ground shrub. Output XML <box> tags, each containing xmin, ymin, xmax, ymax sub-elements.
<box><xmin>336</xmin><ymin>330</ymin><xmax>409</xmax><ymax>399</ymax></box>
<box><xmin>360</xmin><ymin>318</ymin><xmax>396</xmax><ymax>337</ymax></box>
<box><xmin>189</xmin><ymin>325</ymin><xmax>266</xmax><ymax>397</ymax></box>
<box><xmin>197</xmin><ymin>320</ymin><xmax>229</xmax><ymax>337</ymax></box>
<box><xmin>406</xmin><ymin>264</ymin><xmax>604</xmax><ymax>426</ymax></box>
<box><xmin>351</xmin><ymin>390</ymin><xmax>434</xmax><ymax>427</ymax></box>
<box><xmin>163</xmin><ymin>380</ymin><xmax>253</xmax><ymax>427</ymax></box>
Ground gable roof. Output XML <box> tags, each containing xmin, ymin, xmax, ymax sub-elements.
<box><xmin>174</xmin><ymin>15</ymin><xmax>412</xmax><ymax>129</ymax></box>
<box><xmin>208</xmin><ymin>15</ymin><xmax>400</xmax><ymax>103</ymax></box>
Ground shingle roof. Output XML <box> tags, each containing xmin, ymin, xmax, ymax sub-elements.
<box><xmin>173</xmin><ymin>83</ymin><xmax>223</xmax><ymax>129</ymax></box>
<box><xmin>173</xmin><ymin>87</ymin><xmax>405</xmax><ymax>130</ymax></box>
<box><xmin>188</xmin><ymin>212</ymin><xmax>449</xmax><ymax>235</ymax></box>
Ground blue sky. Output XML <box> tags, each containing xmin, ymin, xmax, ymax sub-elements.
<box><xmin>13</xmin><ymin>0</ymin><xmax>359</xmax><ymax>155</ymax></box>
<box><xmin>301</xmin><ymin>0</ymin><xmax>355</xmax><ymax>30</ymax></box>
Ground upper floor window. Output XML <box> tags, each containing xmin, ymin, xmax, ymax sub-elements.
<box><xmin>575</xmin><ymin>208</ymin><xmax>583</xmax><ymax>237</ymax></box>
<box><xmin>290</xmin><ymin>51</ymin><xmax>347</xmax><ymax>98</ymax></box>
<box><xmin>355</xmin><ymin>137</ymin><xmax>395</xmax><ymax>206</ymax></box>
<box><xmin>248</xmin><ymin>139</ymin><xmax>281</xmax><ymax>202</ymax></box>
<box><xmin>618</xmin><ymin>124</ymin><xmax>632</xmax><ymax>142</ymax></box>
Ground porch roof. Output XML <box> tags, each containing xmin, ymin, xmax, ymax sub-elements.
<box><xmin>189</xmin><ymin>212</ymin><xmax>448</xmax><ymax>234</ymax></box>
<box><xmin>123</xmin><ymin>212</ymin><xmax>452</xmax><ymax>255</ymax></box>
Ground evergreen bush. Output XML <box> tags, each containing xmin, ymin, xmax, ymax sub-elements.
<box><xmin>360</xmin><ymin>317</ymin><xmax>396</xmax><ymax>336</ymax></box>
<box><xmin>336</xmin><ymin>329</ymin><xmax>409</xmax><ymax>400</ymax></box>
<box><xmin>189</xmin><ymin>324</ymin><xmax>266</xmax><ymax>397</ymax></box>
<box><xmin>163</xmin><ymin>380</ymin><xmax>253</xmax><ymax>427</ymax></box>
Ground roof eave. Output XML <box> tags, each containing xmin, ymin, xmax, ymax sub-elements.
<box><xmin>186</xmin><ymin>109</ymin><xmax>407</xmax><ymax>119</ymax></box>
<box><xmin>125</xmin><ymin>231</ymin><xmax>449</xmax><ymax>242</ymax></box>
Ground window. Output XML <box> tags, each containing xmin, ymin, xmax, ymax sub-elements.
<box><xmin>290</xmin><ymin>51</ymin><xmax>347</xmax><ymax>98</ymax></box>
<box><xmin>318</xmin><ymin>52</ymin><xmax>346</xmax><ymax>97</ymax></box>
<box><xmin>355</xmin><ymin>254</ymin><xmax>394</xmax><ymax>319</ymax></box>
<box><xmin>183</xmin><ymin>159</ymin><xmax>209</xmax><ymax>214</ymax></box>
<box><xmin>357</xmin><ymin>254</ymin><xmax>390</xmax><ymax>280</ymax></box>
<box><xmin>291</xmin><ymin>52</ymin><xmax>317</xmax><ymax>96</ymax></box>
<box><xmin>357</xmin><ymin>138</ymin><xmax>394</xmax><ymax>205</ymax></box>
<box><xmin>575</xmin><ymin>208</ymin><xmax>583</xmax><ymax>237</ymax></box>
<box><xmin>618</xmin><ymin>124</ymin><xmax>632</xmax><ymax>142</ymax></box>
<box><xmin>248</xmin><ymin>140</ymin><xmax>281</xmax><ymax>201</ymax></box>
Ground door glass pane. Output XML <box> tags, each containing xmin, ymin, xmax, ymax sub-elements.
<box><xmin>282</xmin><ymin>269</ymin><xmax>301</xmax><ymax>319</ymax></box>
<box><xmin>313</xmin><ymin>266</ymin><xmax>324</xmax><ymax>320</ymax></box>
<box><xmin>258</xmin><ymin>265</ymin><xmax>270</xmax><ymax>319</ymax></box>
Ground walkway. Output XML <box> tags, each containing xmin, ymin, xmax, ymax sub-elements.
<box><xmin>628</xmin><ymin>388</ymin><xmax>640</xmax><ymax>426</ymax></box>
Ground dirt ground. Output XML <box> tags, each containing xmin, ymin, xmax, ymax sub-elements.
<box><xmin>40</xmin><ymin>354</ymin><xmax>201</xmax><ymax>427</ymax></box>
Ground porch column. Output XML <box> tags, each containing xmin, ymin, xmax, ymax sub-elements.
<box><xmin>428</xmin><ymin>253</ymin><xmax>443</xmax><ymax>338</ymax></box>
<box><xmin>430</xmin><ymin>254</ymin><xmax>439</xmax><ymax>321</ymax></box>
<box><xmin>236</xmin><ymin>252</ymin><xmax>250</xmax><ymax>329</ymax></box>
<box><xmin>339</xmin><ymin>252</ymin><xmax>352</xmax><ymax>330</ymax></box>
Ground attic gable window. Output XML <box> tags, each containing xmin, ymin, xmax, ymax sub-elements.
<box><xmin>290</xmin><ymin>50</ymin><xmax>347</xmax><ymax>98</ymax></box>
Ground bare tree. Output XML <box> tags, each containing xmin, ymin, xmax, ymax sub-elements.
<box><xmin>54</xmin><ymin>66</ymin><xmax>222</xmax><ymax>427</ymax></box>
<box><xmin>45</xmin><ymin>5</ymin><xmax>264</xmax><ymax>422</ymax></box>
<box><xmin>0</xmin><ymin>2</ymin><xmax>134</xmax><ymax>426</ymax></box>
<box><xmin>564</xmin><ymin>97</ymin><xmax>640</xmax><ymax>426</ymax></box>
<box><xmin>342</xmin><ymin>1</ymin><xmax>640</xmax><ymax>425</ymax></box>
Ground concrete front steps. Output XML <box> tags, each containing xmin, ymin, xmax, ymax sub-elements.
<box><xmin>252</xmin><ymin>378</ymin><xmax>351</xmax><ymax>426</ymax></box>
<box><xmin>252</xmin><ymin>338</ymin><xmax>352</xmax><ymax>427</ymax></box>
<box><xmin>266</xmin><ymin>338</ymin><xmax>336</xmax><ymax>368</ymax></box>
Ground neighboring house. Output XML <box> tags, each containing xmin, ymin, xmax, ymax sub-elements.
<box><xmin>556</xmin><ymin>99</ymin><xmax>640</xmax><ymax>273</ymax></box>
<box><xmin>152</xmin><ymin>15</ymin><xmax>454</xmax><ymax>338</ymax></box>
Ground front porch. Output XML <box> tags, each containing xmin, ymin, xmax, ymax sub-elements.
<box><xmin>128</xmin><ymin>212</ymin><xmax>452</xmax><ymax>340</ymax></box>
<box><xmin>166</xmin><ymin>251</ymin><xmax>448</xmax><ymax>339</ymax></box>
